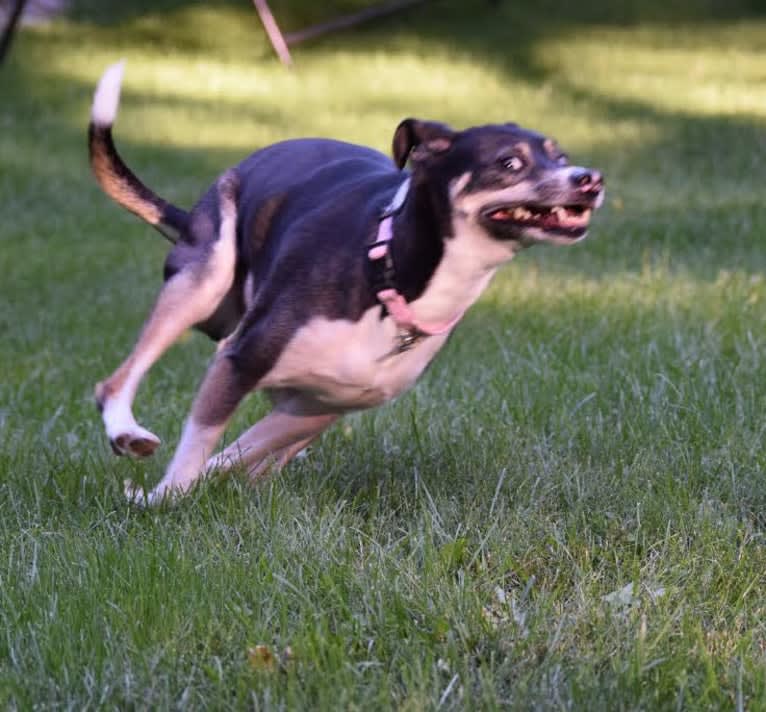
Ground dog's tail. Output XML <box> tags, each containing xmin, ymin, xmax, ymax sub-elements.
<box><xmin>88</xmin><ymin>61</ymin><xmax>189</xmax><ymax>243</ymax></box>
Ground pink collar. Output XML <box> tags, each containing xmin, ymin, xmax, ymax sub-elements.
<box><xmin>368</xmin><ymin>190</ymin><xmax>465</xmax><ymax>338</ymax></box>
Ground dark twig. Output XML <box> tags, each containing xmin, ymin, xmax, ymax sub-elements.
<box><xmin>284</xmin><ymin>0</ymin><xmax>429</xmax><ymax>46</ymax></box>
<box><xmin>252</xmin><ymin>0</ymin><xmax>293</xmax><ymax>67</ymax></box>
<box><xmin>0</xmin><ymin>0</ymin><xmax>30</xmax><ymax>64</ymax></box>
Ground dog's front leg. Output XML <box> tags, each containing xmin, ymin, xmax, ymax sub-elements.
<box><xmin>205</xmin><ymin>395</ymin><xmax>338</xmax><ymax>481</ymax></box>
<box><xmin>246</xmin><ymin>432</ymin><xmax>323</xmax><ymax>481</ymax></box>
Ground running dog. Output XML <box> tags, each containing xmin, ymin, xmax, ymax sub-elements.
<box><xmin>88</xmin><ymin>62</ymin><xmax>604</xmax><ymax>506</ymax></box>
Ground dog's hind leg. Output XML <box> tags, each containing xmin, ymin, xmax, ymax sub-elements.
<box><xmin>97</xmin><ymin>172</ymin><xmax>239</xmax><ymax>459</ymax></box>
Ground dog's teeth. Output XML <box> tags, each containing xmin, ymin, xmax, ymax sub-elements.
<box><xmin>513</xmin><ymin>207</ymin><xmax>530</xmax><ymax>220</ymax></box>
<box><xmin>551</xmin><ymin>206</ymin><xmax>566</xmax><ymax>219</ymax></box>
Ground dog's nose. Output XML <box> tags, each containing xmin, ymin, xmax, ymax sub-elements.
<box><xmin>570</xmin><ymin>169</ymin><xmax>604</xmax><ymax>193</ymax></box>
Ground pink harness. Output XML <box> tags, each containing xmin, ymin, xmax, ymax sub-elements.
<box><xmin>367</xmin><ymin>180</ymin><xmax>465</xmax><ymax>344</ymax></box>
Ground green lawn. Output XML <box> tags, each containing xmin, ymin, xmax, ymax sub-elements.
<box><xmin>2</xmin><ymin>0</ymin><xmax>766</xmax><ymax>708</ymax></box>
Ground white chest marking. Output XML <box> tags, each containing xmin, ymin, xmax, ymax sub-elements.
<box><xmin>260</xmin><ymin>307</ymin><xmax>450</xmax><ymax>409</ymax></box>
<box><xmin>259</xmin><ymin>192</ymin><xmax>521</xmax><ymax>410</ymax></box>
<box><xmin>404</xmin><ymin>211</ymin><xmax>518</xmax><ymax>328</ymax></box>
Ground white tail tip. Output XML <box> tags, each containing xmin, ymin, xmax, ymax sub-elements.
<box><xmin>91</xmin><ymin>60</ymin><xmax>126</xmax><ymax>127</ymax></box>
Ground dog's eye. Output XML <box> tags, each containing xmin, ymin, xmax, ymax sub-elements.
<box><xmin>502</xmin><ymin>156</ymin><xmax>525</xmax><ymax>172</ymax></box>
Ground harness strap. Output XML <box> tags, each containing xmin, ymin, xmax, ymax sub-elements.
<box><xmin>367</xmin><ymin>180</ymin><xmax>465</xmax><ymax>338</ymax></box>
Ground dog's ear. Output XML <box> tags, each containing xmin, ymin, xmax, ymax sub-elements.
<box><xmin>392</xmin><ymin>118</ymin><xmax>456</xmax><ymax>170</ymax></box>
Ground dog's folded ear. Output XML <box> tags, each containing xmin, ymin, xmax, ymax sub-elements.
<box><xmin>392</xmin><ymin>118</ymin><xmax>456</xmax><ymax>170</ymax></box>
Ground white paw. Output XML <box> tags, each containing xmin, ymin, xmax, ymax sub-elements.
<box><xmin>124</xmin><ymin>479</ymin><xmax>184</xmax><ymax>508</ymax></box>
<box><xmin>97</xmin><ymin>384</ymin><xmax>161</xmax><ymax>458</ymax></box>
<box><xmin>124</xmin><ymin>479</ymin><xmax>148</xmax><ymax>507</ymax></box>
<box><xmin>109</xmin><ymin>426</ymin><xmax>161</xmax><ymax>458</ymax></box>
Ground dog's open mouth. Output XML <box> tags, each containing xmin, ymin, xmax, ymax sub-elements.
<box><xmin>484</xmin><ymin>204</ymin><xmax>592</xmax><ymax>237</ymax></box>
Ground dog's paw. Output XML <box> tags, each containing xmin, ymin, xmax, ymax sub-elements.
<box><xmin>124</xmin><ymin>479</ymin><xmax>148</xmax><ymax>507</ymax></box>
<box><xmin>124</xmin><ymin>479</ymin><xmax>180</xmax><ymax>508</ymax></box>
<box><xmin>110</xmin><ymin>428</ymin><xmax>161</xmax><ymax>458</ymax></box>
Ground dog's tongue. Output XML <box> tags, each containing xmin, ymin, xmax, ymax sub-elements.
<box><xmin>489</xmin><ymin>208</ymin><xmax>515</xmax><ymax>221</ymax></box>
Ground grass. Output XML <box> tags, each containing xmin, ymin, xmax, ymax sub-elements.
<box><xmin>2</xmin><ymin>0</ymin><xmax>766</xmax><ymax>707</ymax></box>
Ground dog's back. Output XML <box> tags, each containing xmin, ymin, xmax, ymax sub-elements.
<box><xmin>167</xmin><ymin>138</ymin><xmax>408</xmax><ymax>340</ymax></box>
<box><xmin>234</xmin><ymin>140</ymin><xmax>404</xmax><ymax>298</ymax></box>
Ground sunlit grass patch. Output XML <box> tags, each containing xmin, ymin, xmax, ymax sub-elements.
<box><xmin>537</xmin><ymin>21</ymin><xmax>766</xmax><ymax>120</ymax></box>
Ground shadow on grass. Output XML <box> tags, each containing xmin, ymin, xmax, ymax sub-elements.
<box><xmin>67</xmin><ymin>0</ymin><xmax>391</xmax><ymax>28</ymax></box>
<box><xmin>64</xmin><ymin>0</ymin><xmax>766</xmax><ymax>27</ymax></box>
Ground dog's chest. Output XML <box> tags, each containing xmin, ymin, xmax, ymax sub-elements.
<box><xmin>260</xmin><ymin>307</ymin><xmax>450</xmax><ymax>409</ymax></box>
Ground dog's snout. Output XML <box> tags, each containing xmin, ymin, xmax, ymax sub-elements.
<box><xmin>570</xmin><ymin>169</ymin><xmax>604</xmax><ymax>193</ymax></box>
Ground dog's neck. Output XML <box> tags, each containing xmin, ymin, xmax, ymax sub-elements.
<box><xmin>387</xmin><ymin>173</ymin><xmax>518</xmax><ymax>328</ymax></box>
<box><xmin>386</xmin><ymin>174</ymin><xmax>447</xmax><ymax>304</ymax></box>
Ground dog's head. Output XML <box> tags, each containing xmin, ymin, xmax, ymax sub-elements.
<box><xmin>393</xmin><ymin>119</ymin><xmax>604</xmax><ymax>248</ymax></box>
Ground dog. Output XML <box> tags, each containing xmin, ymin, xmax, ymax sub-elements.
<box><xmin>88</xmin><ymin>62</ymin><xmax>604</xmax><ymax>506</ymax></box>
